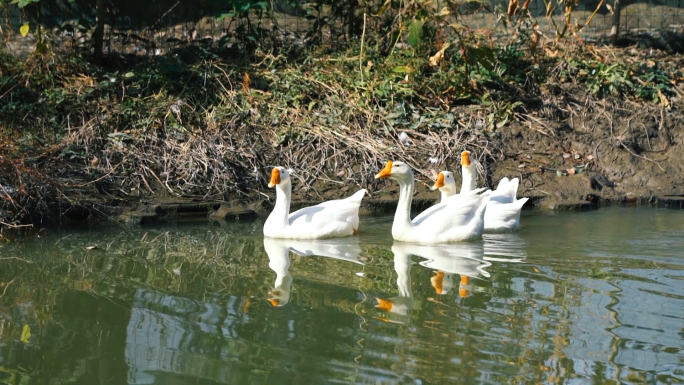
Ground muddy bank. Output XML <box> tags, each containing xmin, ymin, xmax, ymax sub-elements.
<box><xmin>8</xmin><ymin>97</ymin><xmax>684</xmax><ymax>229</ymax></box>
<box><xmin>80</xmin><ymin>99</ymin><xmax>684</xmax><ymax>227</ymax></box>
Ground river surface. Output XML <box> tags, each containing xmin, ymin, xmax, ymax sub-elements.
<box><xmin>0</xmin><ymin>206</ymin><xmax>683</xmax><ymax>384</ymax></box>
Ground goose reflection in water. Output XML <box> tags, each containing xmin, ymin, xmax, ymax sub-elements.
<box><xmin>376</xmin><ymin>237</ymin><xmax>527</xmax><ymax>322</ymax></box>
<box><xmin>483</xmin><ymin>233</ymin><xmax>528</xmax><ymax>263</ymax></box>
<box><xmin>375</xmin><ymin>243</ymin><xmax>486</xmax><ymax>324</ymax></box>
<box><xmin>375</xmin><ymin>243</ymin><xmax>414</xmax><ymax>325</ymax></box>
<box><xmin>412</xmin><ymin>241</ymin><xmax>490</xmax><ymax>299</ymax></box>
<box><xmin>263</xmin><ymin>237</ymin><xmax>363</xmax><ymax>307</ymax></box>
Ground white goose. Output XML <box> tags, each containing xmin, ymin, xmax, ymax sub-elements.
<box><xmin>374</xmin><ymin>161</ymin><xmax>490</xmax><ymax>243</ymax></box>
<box><xmin>432</xmin><ymin>151</ymin><xmax>529</xmax><ymax>232</ymax></box>
<box><xmin>263</xmin><ymin>167</ymin><xmax>366</xmax><ymax>239</ymax></box>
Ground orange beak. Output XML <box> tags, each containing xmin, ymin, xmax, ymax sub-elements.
<box><xmin>268</xmin><ymin>298</ymin><xmax>280</xmax><ymax>307</ymax></box>
<box><xmin>375</xmin><ymin>298</ymin><xmax>393</xmax><ymax>311</ymax></box>
<box><xmin>268</xmin><ymin>168</ymin><xmax>281</xmax><ymax>188</ymax></box>
<box><xmin>374</xmin><ymin>161</ymin><xmax>393</xmax><ymax>179</ymax></box>
<box><xmin>461</xmin><ymin>151</ymin><xmax>471</xmax><ymax>166</ymax></box>
<box><xmin>431</xmin><ymin>173</ymin><xmax>445</xmax><ymax>191</ymax></box>
<box><xmin>431</xmin><ymin>271</ymin><xmax>445</xmax><ymax>294</ymax></box>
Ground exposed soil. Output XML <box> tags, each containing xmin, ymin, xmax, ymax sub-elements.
<box><xmin>111</xmin><ymin>96</ymin><xmax>684</xmax><ymax>226</ymax></box>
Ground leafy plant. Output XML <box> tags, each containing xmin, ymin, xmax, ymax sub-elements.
<box><xmin>479</xmin><ymin>93</ymin><xmax>522</xmax><ymax>130</ymax></box>
<box><xmin>216</xmin><ymin>0</ymin><xmax>275</xmax><ymax>50</ymax></box>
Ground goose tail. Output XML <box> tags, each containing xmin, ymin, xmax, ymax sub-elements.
<box><xmin>347</xmin><ymin>189</ymin><xmax>367</xmax><ymax>205</ymax></box>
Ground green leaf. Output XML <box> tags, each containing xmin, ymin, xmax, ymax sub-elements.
<box><xmin>11</xmin><ymin>0</ymin><xmax>39</xmax><ymax>7</ymax></box>
<box><xmin>407</xmin><ymin>19</ymin><xmax>424</xmax><ymax>48</ymax></box>
<box><xmin>20</xmin><ymin>22</ymin><xmax>29</xmax><ymax>37</ymax></box>
<box><xmin>216</xmin><ymin>12</ymin><xmax>235</xmax><ymax>21</ymax></box>
<box><xmin>392</xmin><ymin>66</ymin><xmax>414</xmax><ymax>73</ymax></box>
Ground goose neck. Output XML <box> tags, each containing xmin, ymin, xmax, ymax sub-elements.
<box><xmin>461</xmin><ymin>165</ymin><xmax>477</xmax><ymax>193</ymax></box>
<box><xmin>272</xmin><ymin>181</ymin><xmax>292</xmax><ymax>227</ymax></box>
<box><xmin>395</xmin><ymin>177</ymin><xmax>415</xmax><ymax>228</ymax></box>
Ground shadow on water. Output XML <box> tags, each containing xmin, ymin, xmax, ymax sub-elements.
<box><xmin>0</xmin><ymin>206</ymin><xmax>683</xmax><ymax>384</ymax></box>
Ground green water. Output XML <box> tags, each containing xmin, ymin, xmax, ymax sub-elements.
<box><xmin>1</xmin><ymin>207</ymin><xmax>683</xmax><ymax>384</ymax></box>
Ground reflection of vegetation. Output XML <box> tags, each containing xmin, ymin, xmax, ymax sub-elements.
<box><xmin>1</xmin><ymin>210</ymin><xmax>683</xmax><ymax>383</ymax></box>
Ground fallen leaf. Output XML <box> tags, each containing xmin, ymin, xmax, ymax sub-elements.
<box><xmin>567</xmin><ymin>167</ymin><xmax>576</xmax><ymax>174</ymax></box>
<box><xmin>606</xmin><ymin>3</ymin><xmax>613</xmax><ymax>14</ymax></box>
<box><xmin>586</xmin><ymin>154</ymin><xmax>595</xmax><ymax>160</ymax></box>
<box><xmin>563</xmin><ymin>153</ymin><xmax>571</xmax><ymax>159</ymax></box>
<box><xmin>85</xmin><ymin>245</ymin><xmax>99</xmax><ymax>250</ymax></box>
<box><xmin>657</xmin><ymin>88</ymin><xmax>670</xmax><ymax>108</ymax></box>
<box><xmin>545</xmin><ymin>47</ymin><xmax>559</xmax><ymax>58</ymax></box>
<box><xmin>507</xmin><ymin>0</ymin><xmax>520</xmax><ymax>21</ymax></box>
<box><xmin>241</xmin><ymin>297</ymin><xmax>251</xmax><ymax>314</ymax></box>
<box><xmin>449</xmin><ymin>22</ymin><xmax>466</xmax><ymax>31</ymax></box>
<box><xmin>518</xmin><ymin>163</ymin><xmax>526</xmax><ymax>168</ymax></box>
<box><xmin>242</xmin><ymin>73</ymin><xmax>250</xmax><ymax>92</ymax></box>
<box><xmin>436</xmin><ymin>7</ymin><xmax>450</xmax><ymax>16</ymax></box>
<box><xmin>336</xmin><ymin>170</ymin><xmax>345</xmax><ymax>178</ymax></box>
<box><xmin>429</xmin><ymin>43</ymin><xmax>450</xmax><ymax>67</ymax></box>
<box><xmin>20</xmin><ymin>325</ymin><xmax>31</xmax><ymax>344</ymax></box>
<box><xmin>556</xmin><ymin>170</ymin><xmax>564</xmax><ymax>177</ymax></box>
<box><xmin>20</xmin><ymin>23</ymin><xmax>29</xmax><ymax>37</ymax></box>
<box><xmin>530</xmin><ymin>23</ymin><xmax>542</xmax><ymax>51</ymax></box>
<box><xmin>574</xmin><ymin>154</ymin><xmax>581</xmax><ymax>159</ymax></box>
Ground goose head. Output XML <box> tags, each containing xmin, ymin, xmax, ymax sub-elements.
<box><xmin>430</xmin><ymin>171</ymin><xmax>458</xmax><ymax>196</ymax></box>
<box><xmin>268</xmin><ymin>167</ymin><xmax>292</xmax><ymax>188</ymax></box>
<box><xmin>374</xmin><ymin>161</ymin><xmax>414</xmax><ymax>183</ymax></box>
<box><xmin>461</xmin><ymin>151</ymin><xmax>476</xmax><ymax>172</ymax></box>
<box><xmin>460</xmin><ymin>151</ymin><xmax>478</xmax><ymax>192</ymax></box>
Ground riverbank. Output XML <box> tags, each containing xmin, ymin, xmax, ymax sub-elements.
<box><xmin>1</xmin><ymin>41</ymin><xmax>683</xmax><ymax>229</ymax></box>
